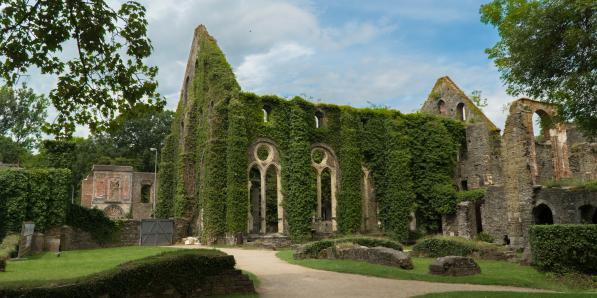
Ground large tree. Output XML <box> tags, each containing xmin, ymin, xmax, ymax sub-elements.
<box><xmin>94</xmin><ymin>103</ymin><xmax>174</xmax><ymax>172</ymax></box>
<box><xmin>480</xmin><ymin>0</ymin><xmax>596</xmax><ymax>135</ymax></box>
<box><xmin>0</xmin><ymin>84</ymin><xmax>48</xmax><ymax>149</ymax></box>
<box><xmin>0</xmin><ymin>0</ymin><xmax>164</xmax><ymax>137</ymax></box>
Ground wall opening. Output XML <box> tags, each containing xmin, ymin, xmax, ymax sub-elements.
<box><xmin>265</xmin><ymin>165</ymin><xmax>278</xmax><ymax>233</ymax></box>
<box><xmin>315</xmin><ymin>110</ymin><xmax>325</xmax><ymax>128</ymax></box>
<box><xmin>461</xmin><ymin>180</ymin><xmax>468</xmax><ymax>191</ymax></box>
<box><xmin>533</xmin><ymin>204</ymin><xmax>554</xmax><ymax>225</ymax></box>
<box><xmin>249</xmin><ymin>166</ymin><xmax>261</xmax><ymax>234</ymax></box>
<box><xmin>321</xmin><ymin>168</ymin><xmax>332</xmax><ymax>221</ymax></box>
<box><xmin>141</xmin><ymin>184</ymin><xmax>151</xmax><ymax>203</ymax></box>
<box><xmin>262</xmin><ymin>106</ymin><xmax>271</xmax><ymax>123</ymax></box>
<box><xmin>532</xmin><ymin>110</ymin><xmax>551</xmax><ymax>142</ymax></box>
<box><xmin>475</xmin><ymin>201</ymin><xmax>483</xmax><ymax>233</ymax></box>
<box><xmin>182</xmin><ymin>76</ymin><xmax>189</xmax><ymax>105</ymax></box>
<box><xmin>456</xmin><ymin>102</ymin><xmax>466</xmax><ymax>121</ymax></box>
<box><xmin>437</xmin><ymin>99</ymin><xmax>447</xmax><ymax>115</ymax></box>
<box><xmin>579</xmin><ymin>205</ymin><xmax>596</xmax><ymax>224</ymax></box>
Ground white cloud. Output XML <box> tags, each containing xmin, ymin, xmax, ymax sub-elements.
<box><xmin>237</xmin><ymin>43</ymin><xmax>314</xmax><ymax>90</ymax></box>
<box><xmin>19</xmin><ymin>0</ymin><xmax>512</xmax><ymax>137</ymax></box>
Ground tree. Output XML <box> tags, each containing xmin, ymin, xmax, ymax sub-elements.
<box><xmin>469</xmin><ymin>90</ymin><xmax>488</xmax><ymax>109</ymax></box>
<box><xmin>480</xmin><ymin>0</ymin><xmax>596</xmax><ymax>135</ymax></box>
<box><xmin>94</xmin><ymin>103</ymin><xmax>175</xmax><ymax>172</ymax></box>
<box><xmin>0</xmin><ymin>1</ymin><xmax>164</xmax><ymax>137</ymax></box>
<box><xmin>0</xmin><ymin>136</ymin><xmax>26</xmax><ymax>164</ymax></box>
<box><xmin>0</xmin><ymin>84</ymin><xmax>48</xmax><ymax>149</ymax></box>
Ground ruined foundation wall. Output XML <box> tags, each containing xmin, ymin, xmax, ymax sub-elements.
<box><xmin>481</xmin><ymin>185</ymin><xmax>508</xmax><ymax>244</ymax></box>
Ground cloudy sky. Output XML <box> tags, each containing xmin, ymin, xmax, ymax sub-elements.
<box><xmin>32</xmin><ymin>0</ymin><xmax>515</xmax><ymax>136</ymax></box>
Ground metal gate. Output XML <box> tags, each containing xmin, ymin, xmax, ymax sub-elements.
<box><xmin>140</xmin><ymin>219</ymin><xmax>174</xmax><ymax>246</ymax></box>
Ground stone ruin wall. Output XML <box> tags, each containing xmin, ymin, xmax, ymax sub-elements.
<box><xmin>422</xmin><ymin>80</ymin><xmax>596</xmax><ymax>247</ymax></box>
<box><xmin>81</xmin><ymin>165</ymin><xmax>156</xmax><ymax>220</ymax></box>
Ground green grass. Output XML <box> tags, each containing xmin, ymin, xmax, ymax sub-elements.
<box><xmin>415</xmin><ymin>292</ymin><xmax>597</xmax><ymax>298</ymax></box>
<box><xmin>0</xmin><ymin>246</ymin><xmax>180</xmax><ymax>286</ymax></box>
<box><xmin>277</xmin><ymin>250</ymin><xmax>595</xmax><ymax>292</ymax></box>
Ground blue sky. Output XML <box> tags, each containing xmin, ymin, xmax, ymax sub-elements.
<box><xmin>33</xmin><ymin>0</ymin><xmax>514</xmax><ymax>136</ymax></box>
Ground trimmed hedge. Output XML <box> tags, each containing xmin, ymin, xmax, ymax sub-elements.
<box><xmin>301</xmin><ymin>237</ymin><xmax>403</xmax><ymax>257</ymax></box>
<box><xmin>530</xmin><ymin>224</ymin><xmax>597</xmax><ymax>274</ymax></box>
<box><xmin>0</xmin><ymin>249</ymin><xmax>254</xmax><ymax>297</ymax></box>
<box><xmin>0</xmin><ymin>168</ymin><xmax>71</xmax><ymax>238</ymax></box>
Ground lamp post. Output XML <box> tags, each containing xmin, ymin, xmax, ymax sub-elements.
<box><xmin>150</xmin><ymin>148</ymin><xmax>158</xmax><ymax>218</ymax></box>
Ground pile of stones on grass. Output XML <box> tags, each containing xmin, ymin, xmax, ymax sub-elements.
<box><xmin>294</xmin><ymin>237</ymin><xmax>413</xmax><ymax>270</ymax></box>
<box><xmin>294</xmin><ymin>236</ymin><xmax>486</xmax><ymax>276</ymax></box>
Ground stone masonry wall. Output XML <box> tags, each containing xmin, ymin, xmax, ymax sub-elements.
<box><xmin>533</xmin><ymin>187</ymin><xmax>597</xmax><ymax>224</ymax></box>
<box><xmin>569</xmin><ymin>143</ymin><xmax>597</xmax><ymax>181</ymax></box>
<box><xmin>482</xmin><ymin>185</ymin><xmax>508</xmax><ymax>244</ymax></box>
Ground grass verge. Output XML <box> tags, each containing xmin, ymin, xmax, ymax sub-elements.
<box><xmin>277</xmin><ymin>250</ymin><xmax>595</xmax><ymax>292</ymax></box>
<box><xmin>0</xmin><ymin>246</ymin><xmax>181</xmax><ymax>286</ymax></box>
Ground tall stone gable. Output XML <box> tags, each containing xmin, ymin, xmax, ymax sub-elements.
<box><xmin>172</xmin><ymin>25</ymin><xmax>240</xmax><ymax>239</ymax></box>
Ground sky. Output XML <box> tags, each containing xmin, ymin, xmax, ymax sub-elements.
<box><xmin>30</xmin><ymin>0</ymin><xmax>515</xmax><ymax>136</ymax></box>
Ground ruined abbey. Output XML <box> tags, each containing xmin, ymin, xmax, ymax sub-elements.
<box><xmin>156</xmin><ymin>25</ymin><xmax>597</xmax><ymax>247</ymax></box>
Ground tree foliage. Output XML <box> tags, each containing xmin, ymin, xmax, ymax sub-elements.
<box><xmin>95</xmin><ymin>103</ymin><xmax>174</xmax><ymax>172</ymax></box>
<box><xmin>480</xmin><ymin>0</ymin><xmax>596</xmax><ymax>135</ymax></box>
<box><xmin>0</xmin><ymin>0</ymin><xmax>163</xmax><ymax>137</ymax></box>
<box><xmin>0</xmin><ymin>84</ymin><xmax>48</xmax><ymax>149</ymax></box>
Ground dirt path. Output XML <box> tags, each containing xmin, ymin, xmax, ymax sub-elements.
<box><xmin>180</xmin><ymin>246</ymin><xmax>548</xmax><ymax>298</ymax></box>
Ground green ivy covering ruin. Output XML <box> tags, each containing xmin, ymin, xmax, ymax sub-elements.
<box><xmin>156</xmin><ymin>26</ymin><xmax>466</xmax><ymax>242</ymax></box>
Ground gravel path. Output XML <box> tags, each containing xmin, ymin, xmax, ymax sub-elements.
<box><xmin>209</xmin><ymin>247</ymin><xmax>549</xmax><ymax>298</ymax></box>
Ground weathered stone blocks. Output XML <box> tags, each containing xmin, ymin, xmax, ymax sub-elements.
<box><xmin>429</xmin><ymin>256</ymin><xmax>481</xmax><ymax>276</ymax></box>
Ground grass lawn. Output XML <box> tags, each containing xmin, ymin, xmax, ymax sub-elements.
<box><xmin>415</xmin><ymin>292</ymin><xmax>597</xmax><ymax>298</ymax></box>
<box><xmin>0</xmin><ymin>246</ymin><xmax>181</xmax><ymax>287</ymax></box>
<box><xmin>277</xmin><ymin>250</ymin><xmax>595</xmax><ymax>292</ymax></box>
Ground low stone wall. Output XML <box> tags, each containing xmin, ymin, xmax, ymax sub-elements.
<box><xmin>33</xmin><ymin>220</ymin><xmax>143</xmax><ymax>251</ymax></box>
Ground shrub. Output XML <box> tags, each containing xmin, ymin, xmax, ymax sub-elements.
<box><xmin>475</xmin><ymin>232</ymin><xmax>494</xmax><ymax>243</ymax></box>
<box><xmin>0</xmin><ymin>234</ymin><xmax>20</xmax><ymax>272</ymax></box>
<box><xmin>456</xmin><ymin>188</ymin><xmax>486</xmax><ymax>203</ymax></box>
<box><xmin>530</xmin><ymin>224</ymin><xmax>597</xmax><ymax>274</ymax></box>
<box><xmin>300</xmin><ymin>237</ymin><xmax>403</xmax><ymax>258</ymax></box>
<box><xmin>412</xmin><ymin>236</ymin><xmax>504</xmax><ymax>259</ymax></box>
<box><xmin>412</xmin><ymin>237</ymin><xmax>474</xmax><ymax>257</ymax></box>
<box><xmin>66</xmin><ymin>204</ymin><xmax>118</xmax><ymax>244</ymax></box>
<box><xmin>0</xmin><ymin>249</ymin><xmax>255</xmax><ymax>297</ymax></box>
<box><xmin>0</xmin><ymin>234</ymin><xmax>20</xmax><ymax>259</ymax></box>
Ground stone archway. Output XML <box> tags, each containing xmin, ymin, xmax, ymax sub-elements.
<box><xmin>247</xmin><ymin>140</ymin><xmax>283</xmax><ymax>234</ymax></box>
<box><xmin>533</xmin><ymin>203</ymin><xmax>553</xmax><ymax>225</ymax></box>
<box><xmin>579</xmin><ymin>204</ymin><xmax>597</xmax><ymax>224</ymax></box>
<box><xmin>104</xmin><ymin>204</ymin><xmax>124</xmax><ymax>219</ymax></box>
<box><xmin>311</xmin><ymin>145</ymin><xmax>338</xmax><ymax>233</ymax></box>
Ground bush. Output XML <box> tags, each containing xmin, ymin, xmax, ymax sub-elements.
<box><xmin>0</xmin><ymin>249</ymin><xmax>254</xmax><ymax>297</ymax></box>
<box><xmin>530</xmin><ymin>224</ymin><xmax>597</xmax><ymax>274</ymax></box>
<box><xmin>456</xmin><ymin>188</ymin><xmax>486</xmax><ymax>203</ymax></box>
<box><xmin>412</xmin><ymin>237</ymin><xmax>474</xmax><ymax>257</ymax></box>
<box><xmin>412</xmin><ymin>236</ymin><xmax>504</xmax><ymax>259</ymax></box>
<box><xmin>0</xmin><ymin>234</ymin><xmax>20</xmax><ymax>259</ymax></box>
<box><xmin>0</xmin><ymin>234</ymin><xmax>20</xmax><ymax>272</ymax></box>
<box><xmin>475</xmin><ymin>232</ymin><xmax>494</xmax><ymax>243</ymax></box>
<box><xmin>300</xmin><ymin>237</ymin><xmax>403</xmax><ymax>257</ymax></box>
<box><xmin>65</xmin><ymin>204</ymin><xmax>118</xmax><ymax>244</ymax></box>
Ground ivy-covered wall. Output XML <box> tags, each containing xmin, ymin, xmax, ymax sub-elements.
<box><xmin>157</xmin><ymin>26</ymin><xmax>465</xmax><ymax>242</ymax></box>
